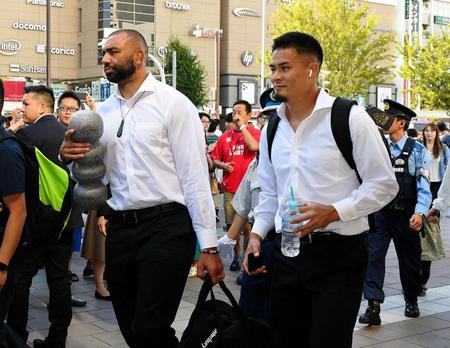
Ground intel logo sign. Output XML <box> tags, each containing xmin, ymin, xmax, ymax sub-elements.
<box><xmin>0</xmin><ymin>39</ymin><xmax>21</xmax><ymax>56</ymax></box>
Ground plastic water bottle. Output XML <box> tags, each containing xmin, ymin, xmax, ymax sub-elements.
<box><xmin>281</xmin><ymin>199</ymin><xmax>304</xmax><ymax>257</ymax></box>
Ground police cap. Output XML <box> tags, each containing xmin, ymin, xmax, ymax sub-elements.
<box><xmin>259</xmin><ymin>88</ymin><xmax>281</xmax><ymax>113</ymax></box>
<box><xmin>383</xmin><ymin>99</ymin><xmax>416</xmax><ymax>121</ymax></box>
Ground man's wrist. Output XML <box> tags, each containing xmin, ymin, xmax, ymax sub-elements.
<box><xmin>200</xmin><ymin>247</ymin><xmax>220</xmax><ymax>255</ymax></box>
<box><xmin>239</xmin><ymin>124</ymin><xmax>248</xmax><ymax>131</ymax></box>
<box><xmin>250</xmin><ymin>232</ymin><xmax>262</xmax><ymax>242</ymax></box>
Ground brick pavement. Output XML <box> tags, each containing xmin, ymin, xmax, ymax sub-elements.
<box><xmin>21</xmin><ymin>215</ymin><xmax>450</xmax><ymax>347</ymax></box>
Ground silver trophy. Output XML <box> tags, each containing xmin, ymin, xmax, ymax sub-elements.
<box><xmin>68</xmin><ymin>110</ymin><xmax>108</xmax><ymax>210</ymax></box>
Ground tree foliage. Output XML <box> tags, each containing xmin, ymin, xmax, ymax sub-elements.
<box><xmin>269</xmin><ymin>0</ymin><xmax>395</xmax><ymax>99</ymax></box>
<box><xmin>400</xmin><ymin>33</ymin><xmax>450</xmax><ymax>110</ymax></box>
<box><xmin>164</xmin><ymin>37</ymin><xmax>208</xmax><ymax>107</ymax></box>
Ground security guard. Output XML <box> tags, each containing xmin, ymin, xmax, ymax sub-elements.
<box><xmin>359</xmin><ymin>99</ymin><xmax>431</xmax><ymax>325</ymax></box>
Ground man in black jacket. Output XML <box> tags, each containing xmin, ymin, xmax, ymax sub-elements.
<box><xmin>7</xmin><ymin>86</ymin><xmax>72</xmax><ymax>348</ymax></box>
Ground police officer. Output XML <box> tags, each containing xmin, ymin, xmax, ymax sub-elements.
<box><xmin>359</xmin><ymin>99</ymin><xmax>432</xmax><ymax>325</ymax></box>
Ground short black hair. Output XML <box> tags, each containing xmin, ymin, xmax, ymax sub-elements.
<box><xmin>199</xmin><ymin>112</ymin><xmax>210</xmax><ymax>120</ymax></box>
<box><xmin>233</xmin><ymin>100</ymin><xmax>252</xmax><ymax>114</ymax></box>
<box><xmin>208</xmin><ymin>119</ymin><xmax>220</xmax><ymax>133</ymax></box>
<box><xmin>24</xmin><ymin>85</ymin><xmax>55</xmax><ymax>110</ymax></box>
<box><xmin>58</xmin><ymin>91</ymin><xmax>81</xmax><ymax>108</ymax></box>
<box><xmin>407</xmin><ymin>128</ymin><xmax>418</xmax><ymax>138</ymax></box>
<box><xmin>272</xmin><ymin>31</ymin><xmax>323</xmax><ymax>67</ymax></box>
<box><xmin>224</xmin><ymin>112</ymin><xmax>233</xmax><ymax>123</ymax></box>
<box><xmin>437</xmin><ymin>121</ymin><xmax>448</xmax><ymax>132</ymax></box>
<box><xmin>108</xmin><ymin>29</ymin><xmax>149</xmax><ymax>55</ymax></box>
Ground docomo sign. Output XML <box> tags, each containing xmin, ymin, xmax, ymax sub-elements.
<box><xmin>26</xmin><ymin>0</ymin><xmax>64</xmax><ymax>7</ymax></box>
<box><xmin>0</xmin><ymin>40</ymin><xmax>21</xmax><ymax>56</ymax></box>
<box><xmin>165</xmin><ymin>1</ymin><xmax>190</xmax><ymax>11</ymax></box>
<box><xmin>13</xmin><ymin>21</ymin><xmax>46</xmax><ymax>32</ymax></box>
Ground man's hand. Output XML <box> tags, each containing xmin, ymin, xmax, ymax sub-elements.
<box><xmin>291</xmin><ymin>202</ymin><xmax>340</xmax><ymax>237</ymax></box>
<box><xmin>197</xmin><ymin>253</ymin><xmax>224</xmax><ymax>284</ymax></box>
<box><xmin>60</xmin><ymin>129</ymin><xmax>91</xmax><ymax>162</ymax></box>
<box><xmin>85</xmin><ymin>94</ymin><xmax>96</xmax><ymax>111</ymax></box>
<box><xmin>243</xmin><ymin>233</ymin><xmax>266</xmax><ymax>276</ymax></box>
<box><xmin>0</xmin><ymin>270</ymin><xmax>7</xmax><ymax>289</ymax></box>
<box><xmin>222</xmin><ymin>162</ymin><xmax>234</xmax><ymax>173</ymax></box>
<box><xmin>409</xmin><ymin>213</ymin><xmax>423</xmax><ymax>231</ymax></box>
<box><xmin>8</xmin><ymin>118</ymin><xmax>25</xmax><ymax>133</ymax></box>
<box><xmin>428</xmin><ymin>208</ymin><xmax>440</xmax><ymax>224</ymax></box>
<box><xmin>98</xmin><ymin>216</ymin><xmax>108</xmax><ymax>236</ymax></box>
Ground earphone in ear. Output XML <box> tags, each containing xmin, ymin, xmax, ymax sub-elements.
<box><xmin>308</xmin><ymin>70</ymin><xmax>312</xmax><ymax>78</ymax></box>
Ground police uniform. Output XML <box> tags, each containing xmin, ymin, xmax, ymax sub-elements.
<box><xmin>360</xmin><ymin>100</ymin><xmax>432</xmax><ymax>324</ymax></box>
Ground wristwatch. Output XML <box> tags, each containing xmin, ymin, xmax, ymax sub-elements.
<box><xmin>0</xmin><ymin>262</ymin><xmax>8</xmax><ymax>271</ymax></box>
<box><xmin>200</xmin><ymin>248</ymin><xmax>220</xmax><ymax>255</ymax></box>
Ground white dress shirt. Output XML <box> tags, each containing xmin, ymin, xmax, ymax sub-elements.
<box><xmin>97</xmin><ymin>74</ymin><xmax>217</xmax><ymax>249</ymax></box>
<box><xmin>252</xmin><ymin>89</ymin><xmax>399</xmax><ymax>238</ymax></box>
<box><xmin>432</xmin><ymin>163</ymin><xmax>450</xmax><ymax>212</ymax></box>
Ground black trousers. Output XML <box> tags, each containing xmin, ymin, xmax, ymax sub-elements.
<box><xmin>7</xmin><ymin>227</ymin><xmax>73</xmax><ymax>348</ymax></box>
<box><xmin>0</xmin><ymin>242</ymin><xmax>25</xmax><ymax>348</ymax></box>
<box><xmin>105</xmin><ymin>204</ymin><xmax>196</xmax><ymax>348</ymax></box>
<box><xmin>270</xmin><ymin>232</ymin><xmax>368</xmax><ymax>348</ymax></box>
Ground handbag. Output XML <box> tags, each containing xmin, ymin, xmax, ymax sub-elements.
<box><xmin>178</xmin><ymin>275</ymin><xmax>273</xmax><ymax>348</ymax></box>
<box><xmin>421</xmin><ymin>218</ymin><xmax>445</xmax><ymax>262</ymax></box>
<box><xmin>209</xmin><ymin>174</ymin><xmax>221</xmax><ymax>195</ymax></box>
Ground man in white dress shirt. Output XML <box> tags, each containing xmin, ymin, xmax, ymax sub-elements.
<box><xmin>243</xmin><ymin>32</ymin><xmax>398</xmax><ymax>348</ymax></box>
<box><xmin>60</xmin><ymin>29</ymin><xmax>224</xmax><ymax>348</ymax></box>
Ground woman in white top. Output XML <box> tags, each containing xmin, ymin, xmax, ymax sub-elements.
<box><xmin>420</xmin><ymin>122</ymin><xmax>450</xmax><ymax>295</ymax></box>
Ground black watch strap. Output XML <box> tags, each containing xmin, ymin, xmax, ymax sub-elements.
<box><xmin>0</xmin><ymin>262</ymin><xmax>8</xmax><ymax>271</ymax></box>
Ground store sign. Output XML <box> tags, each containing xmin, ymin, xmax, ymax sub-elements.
<box><xmin>410</xmin><ymin>0</ymin><xmax>419</xmax><ymax>33</ymax></box>
<box><xmin>3</xmin><ymin>80</ymin><xmax>26</xmax><ymax>102</ymax></box>
<box><xmin>26</xmin><ymin>0</ymin><xmax>64</xmax><ymax>7</ymax></box>
<box><xmin>0</xmin><ymin>39</ymin><xmax>21</xmax><ymax>56</ymax></box>
<box><xmin>434</xmin><ymin>16</ymin><xmax>450</xmax><ymax>25</ymax></box>
<box><xmin>157</xmin><ymin>46</ymin><xmax>168</xmax><ymax>58</ymax></box>
<box><xmin>165</xmin><ymin>1</ymin><xmax>190</xmax><ymax>11</ymax></box>
<box><xmin>36</xmin><ymin>44</ymin><xmax>75</xmax><ymax>55</ymax></box>
<box><xmin>241</xmin><ymin>51</ymin><xmax>254</xmax><ymax>66</ymax></box>
<box><xmin>372</xmin><ymin>26</ymin><xmax>394</xmax><ymax>33</ymax></box>
<box><xmin>12</xmin><ymin>21</ymin><xmax>46</xmax><ymax>32</ymax></box>
<box><xmin>10</xmin><ymin>64</ymin><xmax>47</xmax><ymax>74</ymax></box>
<box><xmin>233</xmin><ymin>8</ymin><xmax>260</xmax><ymax>17</ymax></box>
<box><xmin>192</xmin><ymin>25</ymin><xmax>220</xmax><ymax>38</ymax></box>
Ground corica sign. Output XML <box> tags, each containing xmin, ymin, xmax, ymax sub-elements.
<box><xmin>233</xmin><ymin>8</ymin><xmax>260</xmax><ymax>17</ymax></box>
<box><xmin>36</xmin><ymin>44</ymin><xmax>75</xmax><ymax>55</ymax></box>
<box><xmin>0</xmin><ymin>39</ymin><xmax>21</xmax><ymax>56</ymax></box>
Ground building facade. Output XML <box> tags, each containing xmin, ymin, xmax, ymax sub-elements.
<box><xmin>0</xmin><ymin>0</ymin><xmax>449</xmax><ymax>113</ymax></box>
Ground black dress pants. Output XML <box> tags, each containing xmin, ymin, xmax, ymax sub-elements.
<box><xmin>0</xmin><ymin>242</ymin><xmax>25</xmax><ymax>348</ymax></box>
<box><xmin>7</xmin><ymin>227</ymin><xmax>73</xmax><ymax>348</ymax></box>
<box><xmin>105</xmin><ymin>204</ymin><xmax>196</xmax><ymax>348</ymax></box>
<box><xmin>270</xmin><ymin>232</ymin><xmax>368</xmax><ymax>348</ymax></box>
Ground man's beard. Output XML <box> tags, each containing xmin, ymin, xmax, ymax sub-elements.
<box><xmin>105</xmin><ymin>58</ymin><xmax>136</xmax><ymax>83</ymax></box>
<box><xmin>272</xmin><ymin>92</ymin><xmax>287</xmax><ymax>103</ymax></box>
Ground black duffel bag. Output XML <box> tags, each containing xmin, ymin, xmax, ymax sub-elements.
<box><xmin>178</xmin><ymin>275</ymin><xmax>274</xmax><ymax>348</ymax></box>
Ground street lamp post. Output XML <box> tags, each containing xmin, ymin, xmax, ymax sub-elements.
<box><xmin>46</xmin><ymin>1</ymin><xmax>51</xmax><ymax>87</ymax></box>
<box><xmin>260</xmin><ymin>0</ymin><xmax>266</xmax><ymax>97</ymax></box>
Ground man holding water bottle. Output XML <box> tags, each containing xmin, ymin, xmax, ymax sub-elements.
<box><xmin>244</xmin><ymin>32</ymin><xmax>398</xmax><ymax>348</ymax></box>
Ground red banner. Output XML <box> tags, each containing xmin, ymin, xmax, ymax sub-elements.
<box><xmin>3</xmin><ymin>80</ymin><xmax>25</xmax><ymax>102</ymax></box>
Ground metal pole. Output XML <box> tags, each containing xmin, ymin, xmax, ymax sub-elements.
<box><xmin>216</xmin><ymin>30</ymin><xmax>221</xmax><ymax>115</ymax></box>
<box><xmin>148</xmin><ymin>53</ymin><xmax>166</xmax><ymax>84</ymax></box>
<box><xmin>172</xmin><ymin>51</ymin><xmax>177</xmax><ymax>89</ymax></box>
<box><xmin>260</xmin><ymin>0</ymin><xmax>266</xmax><ymax>97</ymax></box>
<box><xmin>46</xmin><ymin>1</ymin><xmax>51</xmax><ymax>87</ymax></box>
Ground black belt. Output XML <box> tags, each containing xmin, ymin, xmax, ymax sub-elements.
<box><xmin>299</xmin><ymin>231</ymin><xmax>367</xmax><ymax>244</ymax></box>
<box><xmin>106</xmin><ymin>202</ymin><xmax>183</xmax><ymax>225</ymax></box>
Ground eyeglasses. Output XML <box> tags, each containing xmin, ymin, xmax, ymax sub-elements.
<box><xmin>58</xmin><ymin>106</ymin><xmax>79</xmax><ymax>113</ymax></box>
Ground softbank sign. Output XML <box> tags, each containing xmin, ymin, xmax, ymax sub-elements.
<box><xmin>13</xmin><ymin>21</ymin><xmax>46</xmax><ymax>32</ymax></box>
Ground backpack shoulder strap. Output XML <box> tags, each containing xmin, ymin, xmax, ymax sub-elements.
<box><xmin>401</xmin><ymin>137</ymin><xmax>415</xmax><ymax>157</ymax></box>
<box><xmin>266</xmin><ymin>111</ymin><xmax>281</xmax><ymax>163</ymax></box>
<box><xmin>330</xmin><ymin>97</ymin><xmax>360</xmax><ymax>182</ymax></box>
<box><xmin>0</xmin><ymin>130</ymin><xmax>16</xmax><ymax>143</ymax></box>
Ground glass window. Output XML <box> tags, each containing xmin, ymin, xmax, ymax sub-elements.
<box><xmin>116</xmin><ymin>11</ymin><xmax>134</xmax><ymax>20</ymax></box>
<box><xmin>117</xmin><ymin>2</ymin><xmax>134</xmax><ymax>11</ymax></box>
<box><xmin>136</xmin><ymin>4</ymin><xmax>154</xmax><ymax>14</ymax></box>
<box><xmin>137</xmin><ymin>0</ymin><xmax>154</xmax><ymax>5</ymax></box>
<box><xmin>135</xmin><ymin>13</ymin><xmax>154</xmax><ymax>22</ymax></box>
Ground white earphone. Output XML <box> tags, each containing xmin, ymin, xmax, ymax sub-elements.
<box><xmin>308</xmin><ymin>70</ymin><xmax>313</xmax><ymax>78</ymax></box>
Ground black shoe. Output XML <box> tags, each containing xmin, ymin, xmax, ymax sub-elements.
<box><xmin>95</xmin><ymin>291</ymin><xmax>112</xmax><ymax>301</ymax></box>
<box><xmin>419</xmin><ymin>287</ymin><xmax>427</xmax><ymax>297</ymax></box>
<box><xmin>236</xmin><ymin>272</ymin><xmax>243</xmax><ymax>285</ymax></box>
<box><xmin>405</xmin><ymin>302</ymin><xmax>420</xmax><ymax>318</ymax></box>
<box><xmin>69</xmin><ymin>271</ymin><xmax>79</xmax><ymax>283</ymax></box>
<box><xmin>83</xmin><ymin>263</ymin><xmax>94</xmax><ymax>279</ymax></box>
<box><xmin>229</xmin><ymin>259</ymin><xmax>240</xmax><ymax>272</ymax></box>
<box><xmin>358</xmin><ymin>300</ymin><xmax>381</xmax><ymax>326</ymax></box>
<box><xmin>33</xmin><ymin>339</ymin><xmax>49</xmax><ymax>348</ymax></box>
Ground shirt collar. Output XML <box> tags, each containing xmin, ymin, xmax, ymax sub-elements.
<box><xmin>33</xmin><ymin>113</ymin><xmax>55</xmax><ymax>124</ymax></box>
<box><xmin>114</xmin><ymin>73</ymin><xmax>156</xmax><ymax>101</ymax></box>
<box><xmin>387</xmin><ymin>134</ymin><xmax>408</xmax><ymax>149</ymax></box>
<box><xmin>276</xmin><ymin>88</ymin><xmax>334</xmax><ymax>121</ymax></box>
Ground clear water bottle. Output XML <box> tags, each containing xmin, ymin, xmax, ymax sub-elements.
<box><xmin>281</xmin><ymin>199</ymin><xmax>304</xmax><ymax>257</ymax></box>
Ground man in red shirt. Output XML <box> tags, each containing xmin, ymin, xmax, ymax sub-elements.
<box><xmin>211</xmin><ymin>100</ymin><xmax>260</xmax><ymax>271</ymax></box>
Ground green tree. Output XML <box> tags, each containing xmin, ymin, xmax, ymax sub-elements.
<box><xmin>164</xmin><ymin>37</ymin><xmax>208</xmax><ymax>107</ymax></box>
<box><xmin>400</xmin><ymin>33</ymin><xmax>450</xmax><ymax>110</ymax></box>
<box><xmin>269</xmin><ymin>0</ymin><xmax>395</xmax><ymax>99</ymax></box>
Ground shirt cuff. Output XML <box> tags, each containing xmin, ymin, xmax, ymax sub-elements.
<box><xmin>195</xmin><ymin>229</ymin><xmax>218</xmax><ymax>250</ymax></box>
<box><xmin>251</xmin><ymin>220</ymin><xmax>271</xmax><ymax>239</ymax></box>
<box><xmin>414</xmin><ymin>203</ymin><xmax>429</xmax><ymax>216</ymax></box>
<box><xmin>331</xmin><ymin>198</ymin><xmax>356</xmax><ymax>222</ymax></box>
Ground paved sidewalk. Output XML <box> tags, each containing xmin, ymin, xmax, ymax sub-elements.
<box><xmin>22</xmin><ymin>216</ymin><xmax>450</xmax><ymax>347</ymax></box>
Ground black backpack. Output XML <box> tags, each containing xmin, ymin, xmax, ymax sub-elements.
<box><xmin>0</xmin><ymin>132</ymin><xmax>72</xmax><ymax>240</ymax></box>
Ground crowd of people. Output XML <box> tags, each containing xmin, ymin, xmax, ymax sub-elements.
<box><xmin>0</xmin><ymin>29</ymin><xmax>449</xmax><ymax>348</ymax></box>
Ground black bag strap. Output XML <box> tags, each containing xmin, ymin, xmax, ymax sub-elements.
<box><xmin>267</xmin><ymin>112</ymin><xmax>281</xmax><ymax>163</ymax></box>
<box><xmin>401</xmin><ymin>137</ymin><xmax>415</xmax><ymax>158</ymax></box>
<box><xmin>330</xmin><ymin>97</ymin><xmax>360</xmax><ymax>183</ymax></box>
